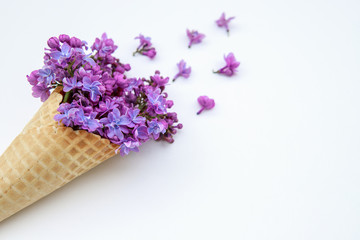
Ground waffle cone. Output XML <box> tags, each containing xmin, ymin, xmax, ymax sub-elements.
<box><xmin>0</xmin><ymin>87</ymin><xmax>118</xmax><ymax>222</ymax></box>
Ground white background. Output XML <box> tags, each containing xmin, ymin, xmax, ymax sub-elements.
<box><xmin>0</xmin><ymin>0</ymin><xmax>359</xmax><ymax>239</ymax></box>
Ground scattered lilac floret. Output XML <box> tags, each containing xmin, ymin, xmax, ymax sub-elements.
<box><xmin>173</xmin><ymin>60</ymin><xmax>191</xmax><ymax>82</ymax></box>
<box><xmin>186</xmin><ymin>29</ymin><xmax>205</xmax><ymax>48</ymax></box>
<box><xmin>214</xmin><ymin>52</ymin><xmax>240</xmax><ymax>77</ymax></box>
<box><xmin>216</xmin><ymin>12</ymin><xmax>235</xmax><ymax>35</ymax></box>
<box><xmin>197</xmin><ymin>96</ymin><xmax>215</xmax><ymax>115</ymax></box>
<box><xmin>133</xmin><ymin>34</ymin><xmax>157</xmax><ymax>59</ymax></box>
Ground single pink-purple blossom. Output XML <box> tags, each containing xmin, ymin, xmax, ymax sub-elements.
<box><xmin>216</xmin><ymin>12</ymin><xmax>235</xmax><ymax>34</ymax></box>
<box><xmin>197</xmin><ymin>96</ymin><xmax>215</xmax><ymax>115</ymax></box>
<box><xmin>186</xmin><ymin>29</ymin><xmax>205</xmax><ymax>48</ymax></box>
<box><xmin>214</xmin><ymin>52</ymin><xmax>240</xmax><ymax>77</ymax></box>
<box><xmin>173</xmin><ymin>60</ymin><xmax>191</xmax><ymax>81</ymax></box>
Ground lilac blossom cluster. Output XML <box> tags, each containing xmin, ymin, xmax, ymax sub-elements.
<box><xmin>27</xmin><ymin>33</ymin><xmax>182</xmax><ymax>155</ymax></box>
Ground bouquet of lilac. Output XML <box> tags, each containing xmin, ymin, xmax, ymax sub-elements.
<box><xmin>0</xmin><ymin>33</ymin><xmax>182</xmax><ymax>222</ymax></box>
<box><xmin>27</xmin><ymin>33</ymin><xmax>182</xmax><ymax>156</ymax></box>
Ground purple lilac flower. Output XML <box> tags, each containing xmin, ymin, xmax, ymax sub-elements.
<box><xmin>133</xmin><ymin>34</ymin><xmax>157</xmax><ymax>59</ymax></box>
<box><xmin>32</xmin><ymin>84</ymin><xmax>51</xmax><ymax>102</ymax></box>
<box><xmin>216</xmin><ymin>12</ymin><xmax>235</xmax><ymax>34</ymax></box>
<box><xmin>101</xmin><ymin>108</ymin><xmax>131</xmax><ymax>140</ymax></box>
<box><xmin>197</xmin><ymin>96</ymin><xmax>215</xmax><ymax>115</ymax></box>
<box><xmin>38</xmin><ymin>68</ymin><xmax>55</xmax><ymax>85</ymax></box>
<box><xmin>47</xmin><ymin>37</ymin><xmax>60</xmax><ymax>49</ymax></box>
<box><xmin>76</xmin><ymin>49</ymin><xmax>96</xmax><ymax>67</ymax></box>
<box><xmin>91</xmin><ymin>33</ymin><xmax>118</xmax><ymax>58</ymax></box>
<box><xmin>63</xmin><ymin>76</ymin><xmax>82</xmax><ymax>92</ymax></box>
<box><xmin>27</xmin><ymin>70</ymin><xmax>39</xmax><ymax>86</ymax></box>
<box><xmin>186</xmin><ymin>29</ymin><xmax>205</xmax><ymax>48</ymax></box>
<box><xmin>97</xmin><ymin>98</ymin><xmax>119</xmax><ymax>116</ymax></box>
<box><xmin>59</xmin><ymin>34</ymin><xmax>70</xmax><ymax>43</ymax></box>
<box><xmin>70</xmin><ymin>37</ymin><xmax>82</xmax><ymax>48</ymax></box>
<box><xmin>74</xmin><ymin>109</ymin><xmax>101</xmax><ymax>132</ymax></box>
<box><xmin>127</xmin><ymin>109</ymin><xmax>146</xmax><ymax>127</ymax></box>
<box><xmin>134</xmin><ymin>126</ymin><xmax>149</xmax><ymax>140</ymax></box>
<box><xmin>151</xmin><ymin>71</ymin><xmax>169</xmax><ymax>87</ymax></box>
<box><xmin>214</xmin><ymin>52</ymin><xmax>240</xmax><ymax>77</ymax></box>
<box><xmin>173</xmin><ymin>60</ymin><xmax>191</xmax><ymax>82</ymax></box>
<box><xmin>147</xmin><ymin>119</ymin><xmax>167</xmax><ymax>140</ymax></box>
<box><xmin>146</xmin><ymin>89</ymin><xmax>167</xmax><ymax>115</ymax></box>
<box><xmin>54</xmin><ymin>104</ymin><xmax>78</xmax><ymax>126</ymax></box>
<box><xmin>82</xmin><ymin>76</ymin><xmax>103</xmax><ymax>101</ymax></box>
<box><xmin>28</xmin><ymin>34</ymin><xmax>182</xmax><ymax>156</ymax></box>
<box><xmin>117</xmin><ymin>139</ymin><xmax>140</xmax><ymax>156</ymax></box>
<box><xmin>49</xmin><ymin>43</ymin><xmax>72</xmax><ymax>62</ymax></box>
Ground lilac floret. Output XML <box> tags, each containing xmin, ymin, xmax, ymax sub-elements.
<box><xmin>214</xmin><ymin>52</ymin><xmax>240</xmax><ymax>76</ymax></box>
<box><xmin>173</xmin><ymin>60</ymin><xmax>191</xmax><ymax>82</ymax></box>
<box><xmin>197</xmin><ymin>96</ymin><xmax>215</xmax><ymax>115</ymax></box>
<box><xmin>63</xmin><ymin>76</ymin><xmax>82</xmax><ymax>92</ymax></box>
<box><xmin>186</xmin><ymin>29</ymin><xmax>205</xmax><ymax>48</ymax></box>
<box><xmin>82</xmin><ymin>76</ymin><xmax>103</xmax><ymax>101</ymax></box>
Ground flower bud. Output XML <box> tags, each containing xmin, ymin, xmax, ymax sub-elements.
<box><xmin>47</xmin><ymin>37</ymin><xmax>60</xmax><ymax>49</ymax></box>
<box><xmin>70</xmin><ymin>37</ymin><xmax>82</xmax><ymax>48</ymax></box>
<box><xmin>59</xmin><ymin>34</ymin><xmax>70</xmax><ymax>43</ymax></box>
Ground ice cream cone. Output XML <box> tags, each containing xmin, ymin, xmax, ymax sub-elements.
<box><xmin>0</xmin><ymin>87</ymin><xmax>118</xmax><ymax>222</ymax></box>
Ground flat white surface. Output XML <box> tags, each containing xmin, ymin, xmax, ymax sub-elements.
<box><xmin>0</xmin><ymin>0</ymin><xmax>360</xmax><ymax>239</ymax></box>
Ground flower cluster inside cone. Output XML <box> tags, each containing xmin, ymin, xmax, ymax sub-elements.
<box><xmin>27</xmin><ymin>33</ymin><xmax>182</xmax><ymax>155</ymax></box>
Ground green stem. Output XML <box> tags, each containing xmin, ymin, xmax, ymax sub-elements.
<box><xmin>63</xmin><ymin>91</ymin><xmax>71</xmax><ymax>103</ymax></box>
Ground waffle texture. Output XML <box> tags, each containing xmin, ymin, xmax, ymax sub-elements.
<box><xmin>0</xmin><ymin>88</ymin><xmax>118</xmax><ymax>222</ymax></box>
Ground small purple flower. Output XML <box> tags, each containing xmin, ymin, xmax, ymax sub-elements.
<box><xmin>59</xmin><ymin>34</ymin><xmax>70</xmax><ymax>43</ymax></box>
<box><xmin>151</xmin><ymin>71</ymin><xmax>169</xmax><ymax>87</ymax></box>
<box><xmin>116</xmin><ymin>138</ymin><xmax>140</xmax><ymax>156</ymax></box>
<box><xmin>127</xmin><ymin>108</ymin><xmax>146</xmax><ymax>127</ymax></box>
<box><xmin>173</xmin><ymin>60</ymin><xmax>191</xmax><ymax>82</ymax></box>
<box><xmin>49</xmin><ymin>43</ymin><xmax>72</xmax><ymax>62</ymax></box>
<box><xmin>92</xmin><ymin>33</ymin><xmax>118</xmax><ymax>58</ymax></box>
<box><xmin>38</xmin><ymin>68</ymin><xmax>55</xmax><ymax>85</ymax></box>
<box><xmin>70</xmin><ymin>37</ymin><xmax>82</xmax><ymax>48</ymax></box>
<box><xmin>214</xmin><ymin>52</ymin><xmax>240</xmax><ymax>77</ymax></box>
<box><xmin>197</xmin><ymin>96</ymin><xmax>215</xmax><ymax>115</ymax></box>
<box><xmin>82</xmin><ymin>76</ymin><xmax>103</xmax><ymax>101</ymax></box>
<box><xmin>54</xmin><ymin>103</ymin><xmax>78</xmax><ymax>126</ymax></box>
<box><xmin>47</xmin><ymin>37</ymin><xmax>60</xmax><ymax>49</ymax></box>
<box><xmin>216</xmin><ymin>12</ymin><xmax>235</xmax><ymax>34</ymax></box>
<box><xmin>147</xmin><ymin>119</ymin><xmax>167</xmax><ymax>140</ymax></box>
<box><xmin>75</xmin><ymin>48</ymin><xmax>96</xmax><ymax>67</ymax></box>
<box><xmin>97</xmin><ymin>98</ymin><xmax>119</xmax><ymax>115</ymax></box>
<box><xmin>101</xmin><ymin>108</ymin><xmax>131</xmax><ymax>140</ymax></box>
<box><xmin>135</xmin><ymin>34</ymin><xmax>152</xmax><ymax>48</ymax></box>
<box><xmin>32</xmin><ymin>84</ymin><xmax>51</xmax><ymax>102</ymax></box>
<box><xmin>126</xmin><ymin>78</ymin><xmax>142</xmax><ymax>91</ymax></box>
<box><xmin>141</xmin><ymin>48</ymin><xmax>157</xmax><ymax>59</ymax></box>
<box><xmin>63</xmin><ymin>76</ymin><xmax>82</xmax><ymax>92</ymax></box>
<box><xmin>27</xmin><ymin>70</ymin><xmax>39</xmax><ymax>86</ymax></box>
<box><xmin>133</xmin><ymin>34</ymin><xmax>156</xmax><ymax>59</ymax></box>
<box><xmin>74</xmin><ymin>109</ymin><xmax>101</xmax><ymax>132</ymax></box>
<box><xmin>146</xmin><ymin>89</ymin><xmax>167</xmax><ymax>115</ymax></box>
<box><xmin>134</xmin><ymin>126</ymin><xmax>149</xmax><ymax>140</ymax></box>
<box><xmin>186</xmin><ymin>29</ymin><xmax>205</xmax><ymax>48</ymax></box>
